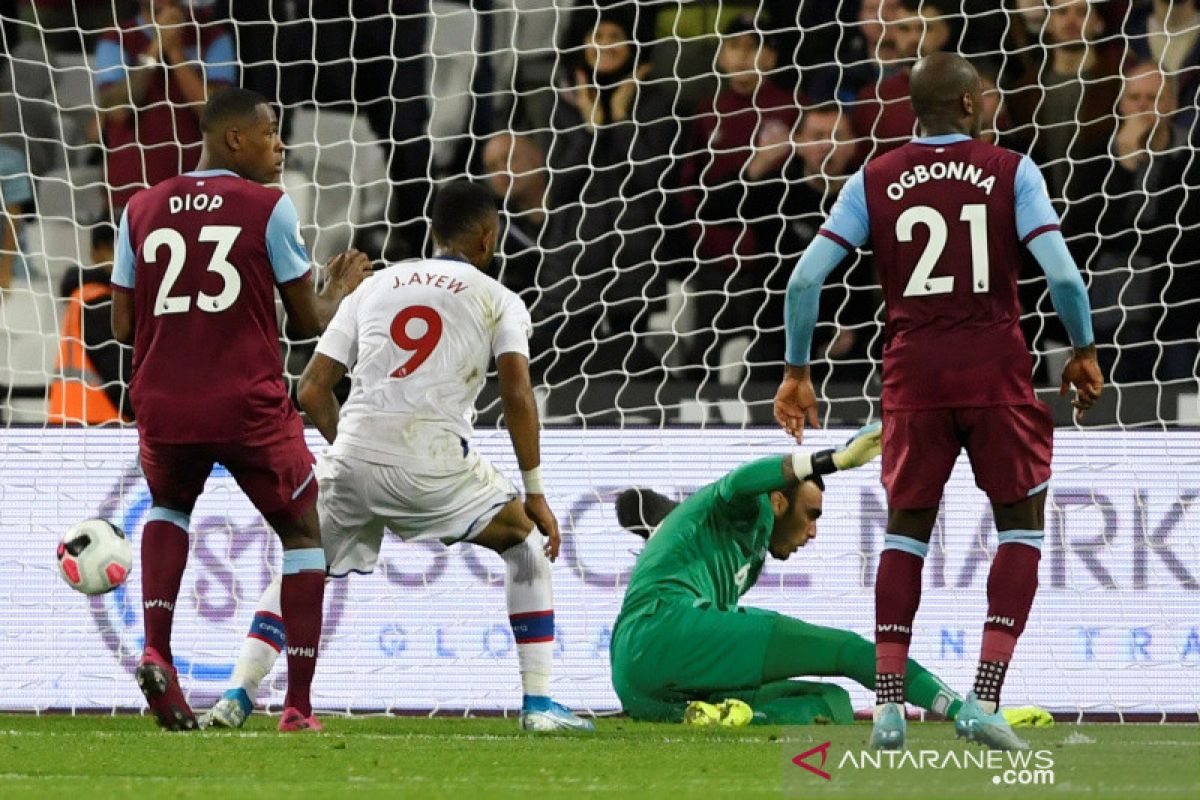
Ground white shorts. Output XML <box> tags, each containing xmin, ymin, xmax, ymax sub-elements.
<box><xmin>316</xmin><ymin>433</ymin><xmax>517</xmax><ymax>577</ymax></box>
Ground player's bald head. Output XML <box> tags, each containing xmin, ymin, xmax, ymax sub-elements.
<box><xmin>909</xmin><ymin>52</ymin><xmax>982</xmax><ymax>135</ymax></box>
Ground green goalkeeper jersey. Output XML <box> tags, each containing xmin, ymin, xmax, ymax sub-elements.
<box><xmin>616</xmin><ymin>456</ymin><xmax>790</xmax><ymax>619</ymax></box>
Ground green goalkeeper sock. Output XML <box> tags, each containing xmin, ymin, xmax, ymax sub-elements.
<box><xmin>904</xmin><ymin>659</ymin><xmax>963</xmax><ymax>720</ymax></box>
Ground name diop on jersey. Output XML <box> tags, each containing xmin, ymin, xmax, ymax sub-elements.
<box><xmin>885</xmin><ymin>161</ymin><xmax>996</xmax><ymax>201</ymax></box>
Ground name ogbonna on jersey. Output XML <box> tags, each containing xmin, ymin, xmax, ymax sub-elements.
<box><xmin>885</xmin><ymin>161</ymin><xmax>995</xmax><ymax>201</ymax></box>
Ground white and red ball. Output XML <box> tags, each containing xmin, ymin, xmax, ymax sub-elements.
<box><xmin>56</xmin><ymin>519</ymin><xmax>132</xmax><ymax>595</ymax></box>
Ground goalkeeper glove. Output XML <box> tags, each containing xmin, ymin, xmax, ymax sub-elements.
<box><xmin>811</xmin><ymin>421</ymin><xmax>883</xmax><ymax>474</ymax></box>
<box><xmin>1002</xmin><ymin>706</ymin><xmax>1055</xmax><ymax>728</ymax></box>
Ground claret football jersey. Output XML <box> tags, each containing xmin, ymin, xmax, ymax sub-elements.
<box><xmin>113</xmin><ymin>169</ymin><xmax>311</xmax><ymax>443</ymax></box>
<box><xmin>818</xmin><ymin>134</ymin><xmax>1062</xmax><ymax>410</ymax></box>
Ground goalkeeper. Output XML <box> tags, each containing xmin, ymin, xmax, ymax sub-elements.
<box><xmin>611</xmin><ymin>425</ymin><xmax>961</xmax><ymax>726</ymax></box>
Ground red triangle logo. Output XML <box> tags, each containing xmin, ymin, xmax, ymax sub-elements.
<box><xmin>792</xmin><ymin>741</ymin><xmax>832</xmax><ymax>780</ymax></box>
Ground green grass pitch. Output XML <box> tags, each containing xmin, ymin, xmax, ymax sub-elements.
<box><xmin>0</xmin><ymin>715</ymin><xmax>1195</xmax><ymax>799</ymax></box>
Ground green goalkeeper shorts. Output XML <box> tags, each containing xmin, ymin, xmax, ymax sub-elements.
<box><xmin>609</xmin><ymin>597</ymin><xmax>854</xmax><ymax>724</ymax></box>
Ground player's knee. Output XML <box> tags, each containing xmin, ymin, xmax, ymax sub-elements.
<box><xmin>475</xmin><ymin>499</ymin><xmax>537</xmax><ymax>553</ymax></box>
<box><xmin>501</xmin><ymin>532</ymin><xmax>549</xmax><ymax>582</ymax></box>
<box><xmin>268</xmin><ymin>505</ymin><xmax>321</xmax><ymax>550</ymax></box>
<box><xmin>886</xmin><ymin>508</ymin><xmax>937</xmax><ymax>541</ymax></box>
<box><xmin>817</xmin><ymin>683</ymin><xmax>854</xmax><ymax>724</ymax></box>
<box><xmin>993</xmin><ymin>493</ymin><xmax>1046</xmax><ymax>531</ymax></box>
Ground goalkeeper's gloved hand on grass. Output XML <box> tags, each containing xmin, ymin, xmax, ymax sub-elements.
<box><xmin>1002</xmin><ymin>705</ymin><xmax>1055</xmax><ymax>728</ymax></box>
<box><xmin>812</xmin><ymin>421</ymin><xmax>883</xmax><ymax>474</ymax></box>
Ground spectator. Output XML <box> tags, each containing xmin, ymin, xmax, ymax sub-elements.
<box><xmin>47</xmin><ymin>222</ymin><xmax>133</xmax><ymax>424</ymax></box>
<box><xmin>675</xmin><ymin>14</ymin><xmax>798</xmax><ymax>377</ymax></box>
<box><xmin>424</xmin><ymin>0</ymin><xmax>574</xmax><ymax>175</ymax></box>
<box><xmin>0</xmin><ymin>146</ymin><xmax>27</xmax><ymax>290</ymax></box>
<box><xmin>13</xmin><ymin>0</ymin><xmax>116</xmax><ymax>53</ymax></box>
<box><xmin>808</xmin><ymin>0</ymin><xmax>901</xmax><ymax>104</ymax></box>
<box><xmin>225</xmin><ymin>1</ymin><xmax>432</xmax><ymax>262</ymax></box>
<box><xmin>977</xmin><ymin>71</ymin><xmax>1013</xmax><ymax>146</ymax></box>
<box><xmin>545</xmin><ymin>4</ymin><xmax>681</xmax><ymax>377</ymax></box>
<box><xmin>94</xmin><ymin>0</ymin><xmax>235</xmax><ymax>211</ymax></box>
<box><xmin>1003</xmin><ymin>2</ymin><xmax>1122</xmax><ymax>371</ymax></box>
<box><xmin>481</xmin><ymin>132</ymin><xmax>577</xmax><ymax>380</ymax></box>
<box><xmin>747</xmin><ymin>104</ymin><xmax>876</xmax><ymax>380</ymax></box>
<box><xmin>850</xmin><ymin>0</ymin><xmax>958</xmax><ymax>155</ymax></box>
<box><xmin>1093</xmin><ymin>63</ymin><xmax>1197</xmax><ymax>382</ymax></box>
<box><xmin>680</xmin><ymin>15</ymin><xmax>799</xmax><ymax>270</ymax></box>
<box><xmin>1007</xmin><ymin>0</ymin><xmax>1120</xmax><ymax>216</ymax></box>
<box><xmin>1125</xmin><ymin>0</ymin><xmax>1200</xmax><ymax>129</ymax></box>
<box><xmin>0</xmin><ymin>48</ymin><xmax>56</xmax><ymax>289</ymax></box>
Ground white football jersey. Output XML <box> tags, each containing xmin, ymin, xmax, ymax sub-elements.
<box><xmin>315</xmin><ymin>256</ymin><xmax>532</xmax><ymax>462</ymax></box>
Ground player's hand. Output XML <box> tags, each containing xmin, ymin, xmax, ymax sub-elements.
<box><xmin>1060</xmin><ymin>344</ymin><xmax>1103</xmax><ymax>421</ymax></box>
<box><xmin>610</xmin><ymin>64</ymin><xmax>652</xmax><ymax>122</ymax></box>
<box><xmin>324</xmin><ymin>249</ymin><xmax>371</xmax><ymax>296</ymax></box>
<box><xmin>152</xmin><ymin>3</ymin><xmax>186</xmax><ymax>61</ymax></box>
<box><xmin>832</xmin><ymin>421</ymin><xmax>883</xmax><ymax>470</ymax></box>
<box><xmin>524</xmin><ymin>494</ymin><xmax>561</xmax><ymax>561</ymax></box>
<box><xmin>571</xmin><ymin>69</ymin><xmax>602</xmax><ymax>128</ymax></box>
<box><xmin>746</xmin><ymin>119</ymin><xmax>791</xmax><ymax>179</ymax></box>
<box><xmin>774</xmin><ymin>367</ymin><xmax>820</xmax><ymax>444</ymax></box>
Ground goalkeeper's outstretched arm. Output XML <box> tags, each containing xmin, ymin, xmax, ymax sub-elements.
<box><xmin>716</xmin><ymin>422</ymin><xmax>884</xmax><ymax>505</ymax></box>
<box><xmin>616</xmin><ymin>424</ymin><xmax>883</xmax><ymax>538</ymax></box>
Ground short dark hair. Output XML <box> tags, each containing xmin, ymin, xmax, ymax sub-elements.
<box><xmin>722</xmin><ymin>12</ymin><xmax>776</xmax><ymax>48</ymax></box>
<box><xmin>897</xmin><ymin>0</ymin><xmax>959</xmax><ymax>16</ymax></box>
<box><xmin>803</xmin><ymin>100</ymin><xmax>841</xmax><ymax>117</ymax></box>
<box><xmin>200</xmin><ymin>87</ymin><xmax>270</xmax><ymax>134</ymax></box>
<box><xmin>775</xmin><ymin>471</ymin><xmax>825</xmax><ymax>509</ymax></box>
<box><xmin>430</xmin><ymin>181</ymin><xmax>498</xmax><ymax>244</ymax></box>
<box><xmin>91</xmin><ymin>221</ymin><xmax>116</xmax><ymax>251</ymax></box>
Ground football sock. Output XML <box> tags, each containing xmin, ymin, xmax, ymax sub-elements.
<box><xmin>280</xmin><ymin>548</ymin><xmax>325</xmax><ymax>717</ymax></box>
<box><xmin>975</xmin><ymin>533</ymin><xmax>1042</xmax><ymax>714</ymax></box>
<box><xmin>232</xmin><ymin>577</ymin><xmax>285</xmax><ymax>698</ymax></box>
<box><xmin>973</xmin><ymin>661</ymin><xmax>1009</xmax><ymax>714</ymax></box>
<box><xmin>501</xmin><ymin>534</ymin><xmax>554</xmax><ymax>699</ymax></box>
<box><xmin>906</xmin><ymin>664</ymin><xmax>963</xmax><ymax>720</ymax></box>
<box><xmin>140</xmin><ymin>508</ymin><xmax>192</xmax><ymax>664</ymax></box>
<box><xmin>874</xmin><ymin>534</ymin><xmax>928</xmax><ymax>707</ymax></box>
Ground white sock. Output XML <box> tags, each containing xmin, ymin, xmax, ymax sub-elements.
<box><xmin>231</xmin><ymin>577</ymin><xmax>285</xmax><ymax>698</ymax></box>
<box><xmin>501</xmin><ymin>534</ymin><xmax>554</xmax><ymax>698</ymax></box>
<box><xmin>978</xmin><ymin>699</ymin><xmax>998</xmax><ymax>715</ymax></box>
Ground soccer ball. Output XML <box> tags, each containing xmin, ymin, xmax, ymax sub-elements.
<box><xmin>56</xmin><ymin>519</ymin><xmax>133</xmax><ymax>595</ymax></box>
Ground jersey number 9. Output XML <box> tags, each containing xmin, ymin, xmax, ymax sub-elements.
<box><xmin>389</xmin><ymin>305</ymin><xmax>443</xmax><ymax>378</ymax></box>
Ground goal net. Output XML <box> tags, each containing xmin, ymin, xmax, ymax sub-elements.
<box><xmin>0</xmin><ymin>0</ymin><xmax>1197</xmax><ymax>720</ymax></box>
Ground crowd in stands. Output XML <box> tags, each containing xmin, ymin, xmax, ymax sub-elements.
<box><xmin>0</xmin><ymin>0</ymin><xmax>1197</xmax><ymax>424</ymax></box>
